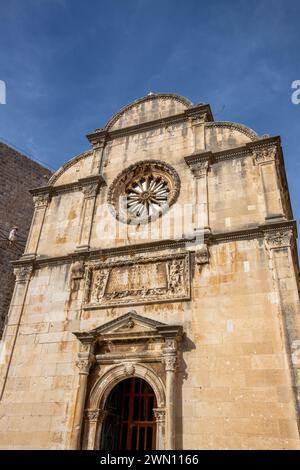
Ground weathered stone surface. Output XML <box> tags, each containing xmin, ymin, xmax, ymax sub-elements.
<box><xmin>0</xmin><ymin>94</ymin><xmax>299</xmax><ymax>450</ymax></box>
<box><xmin>0</xmin><ymin>143</ymin><xmax>52</xmax><ymax>336</ymax></box>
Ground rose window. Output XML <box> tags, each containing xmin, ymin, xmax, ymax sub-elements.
<box><xmin>108</xmin><ymin>160</ymin><xmax>180</xmax><ymax>224</ymax></box>
<box><xmin>127</xmin><ymin>176</ymin><xmax>169</xmax><ymax>217</ymax></box>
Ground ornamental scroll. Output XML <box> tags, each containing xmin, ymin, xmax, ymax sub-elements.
<box><xmin>83</xmin><ymin>252</ymin><xmax>190</xmax><ymax>308</ymax></box>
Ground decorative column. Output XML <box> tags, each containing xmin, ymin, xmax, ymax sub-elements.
<box><xmin>158</xmin><ymin>325</ymin><xmax>182</xmax><ymax>450</ymax></box>
<box><xmin>153</xmin><ymin>408</ymin><xmax>166</xmax><ymax>450</ymax></box>
<box><xmin>22</xmin><ymin>192</ymin><xmax>50</xmax><ymax>259</ymax></box>
<box><xmin>70</xmin><ymin>333</ymin><xmax>95</xmax><ymax>449</ymax></box>
<box><xmin>0</xmin><ymin>265</ymin><xmax>33</xmax><ymax>400</ymax></box>
<box><xmin>163</xmin><ymin>343</ymin><xmax>177</xmax><ymax>450</ymax></box>
<box><xmin>253</xmin><ymin>145</ymin><xmax>285</xmax><ymax>222</ymax></box>
<box><xmin>264</xmin><ymin>227</ymin><xmax>300</xmax><ymax>421</ymax></box>
<box><xmin>76</xmin><ymin>176</ymin><xmax>105</xmax><ymax>252</ymax></box>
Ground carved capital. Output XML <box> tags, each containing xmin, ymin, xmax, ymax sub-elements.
<box><xmin>81</xmin><ymin>183</ymin><xmax>99</xmax><ymax>199</ymax></box>
<box><xmin>189</xmin><ymin>113</ymin><xmax>206</xmax><ymax>126</ymax></box>
<box><xmin>14</xmin><ymin>265</ymin><xmax>33</xmax><ymax>283</ymax></box>
<box><xmin>195</xmin><ymin>244</ymin><xmax>209</xmax><ymax>265</ymax></box>
<box><xmin>190</xmin><ymin>160</ymin><xmax>209</xmax><ymax>177</ymax></box>
<box><xmin>123</xmin><ymin>362</ymin><xmax>135</xmax><ymax>376</ymax></box>
<box><xmin>264</xmin><ymin>229</ymin><xmax>293</xmax><ymax>250</ymax></box>
<box><xmin>85</xmin><ymin>409</ymin><xmax>100</xmax><ymax>422</ymax></box>
<box><xmin>33</xmin><ymin>193</ymin><xmax>50</xmax><ymax>208</ymax></box>
<box><xmin>163</xmin><ymin>355</ymin><xmax>177</xmax><ymax>372</ymax></box>
<box><xmin>153</xmin><ymin>408</ymin><xmax>166</xmax><ymax>423</ymax></box>
<box><xmin>76</xmin><ymin>354</ymin><xmax>94</xmax><ymax>375</ymax></box>
<box><xmin>93</xmin><ymin>138</ymin><xmax>106</xmax><ymax>150</ymax></box>
<box><xmin>253</xmin><ymin>146</ymin><xmax>277</xmax><ymax>165</ymax></box>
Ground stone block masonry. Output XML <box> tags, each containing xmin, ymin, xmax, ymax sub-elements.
<box><xmin>0</xmin><ymin>142</ymin><xmax>52</xmax><ymax>336</ymax></box>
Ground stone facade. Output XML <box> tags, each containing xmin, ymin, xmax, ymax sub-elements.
<box><xmin>0</xmin><ymin>94</ymin><xmax>299</xmax><ymax>450</ymax></box>
<box><xmin>0</xmin><ymin>143</ymin><xmax>52</xmax><ymax>337</ymax></box>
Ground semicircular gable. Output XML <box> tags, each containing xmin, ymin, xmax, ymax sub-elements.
<box><xmin>104</xmin><ymin>93</ymin><xmax>193</xmax><ymax>131</ymax></box>
<box><xmin>205</xmin><ymin>121</ymin><xmax>259</xmax><ymax>152</ymax></box>
<box><xmin>49</xmin><ymin>150</ymin><xmax>93</xmax><ymax>186</ymax></box>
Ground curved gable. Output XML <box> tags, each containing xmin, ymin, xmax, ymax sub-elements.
<box><xmin>49</xmin><ymin>150</ymin><xmax>93</xmax><ymax>186</ymax></box>
<box><xmin>205</xmin><ymin>121</ymin><xmax>259</xmax><ymax>152</ymax></box>
<box><xmin>105</xmin><ymin>93</ymin><xmax>192</xmax><ymax>131</ymax></box>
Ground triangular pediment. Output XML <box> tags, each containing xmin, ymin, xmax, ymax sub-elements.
<box><xmin>92</xmin><ymin>311</ymin><xmax>166</xmax><ymax>335</ymax></box>
<box><xmin>74</xmin><ymin>311</ymin><xmax>167</xmax><ymax>343</ymax></box>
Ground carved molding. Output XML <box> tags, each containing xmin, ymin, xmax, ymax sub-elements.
<box><xmin>14</xmin><ymin>265</ymin><xmax>33</xmax><ymax>283</ymax></box>
<box><xmin>264</xmin><ymin>229</ymin><xmax>293</xmax><ymax>250</ymax></box>
<box><xmin>253</xmin><ymin>145</ymin><xmax>277</xmax><ymax>165</ymax></box>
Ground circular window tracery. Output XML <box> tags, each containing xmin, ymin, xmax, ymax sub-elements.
<box><xmin>107</xmin><ymin>160</ymin><xmax>180</xmax><ymax>224</ymax></box>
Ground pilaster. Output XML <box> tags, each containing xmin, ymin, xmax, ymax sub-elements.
<box><xmin>264</xmin><ymin>227</ymin><xmax>300</xmax><ymax>433</ymax></box>
<box><xmin>253</xmin><ymin>145</ymin><xmax>285</xmax><ymax>222</ymax></box>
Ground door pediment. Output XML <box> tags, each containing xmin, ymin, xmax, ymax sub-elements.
<box><xmin>73</xmin><ymin>311</ymin><xmax>183</xmax><ymax>355</ymax></box>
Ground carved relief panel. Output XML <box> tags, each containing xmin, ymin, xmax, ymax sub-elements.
<box><xmin>83</xmin><ymin>252</ymin><xmax>190</xmax><ymax>309</ymax></box>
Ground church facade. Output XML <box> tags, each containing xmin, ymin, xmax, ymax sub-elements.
<box><xmin>0</xmin><ymin>93</ymin><xmax>299</xmax><ymax>449</ymax></box>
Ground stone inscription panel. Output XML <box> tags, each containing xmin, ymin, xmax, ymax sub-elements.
<box><xmin>83</xmin><ymin>252</ymin><xmax>190</xmax><ymax>308</ymax></box>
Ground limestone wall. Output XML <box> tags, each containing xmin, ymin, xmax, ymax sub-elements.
<box><xmin>0</xmin><ymin>94</ymin><xmax>298</xmax><ymax>450</ymax></box>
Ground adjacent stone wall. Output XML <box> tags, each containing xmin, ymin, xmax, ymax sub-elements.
<box><xmin>0</xmin><ymin>142</ymin><xmax>52</xmax><ymax>336</ymax></box>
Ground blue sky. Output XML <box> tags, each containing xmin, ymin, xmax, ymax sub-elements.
<box><xmin>0</xmin><ymin>0</ymin><xmax>299</xmax><ymax>222</ymax></box>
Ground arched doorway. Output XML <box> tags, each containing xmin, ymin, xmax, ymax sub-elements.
<box><xmin>100</xmin><ymin>377</ymin><xmax>157</xmax><ymax>450</ymax></box>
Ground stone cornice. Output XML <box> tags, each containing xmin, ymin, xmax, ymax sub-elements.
<box><xmin>30</xmin><ymin>174</ymin><xmax>106</xmax><ymax>197</ymax></box>
<box><xmin>11</xmin><ymin>220</ymin><xmax>298</xmax><ymax>270</ymax></box>
<box><xmin>184</xmin><ymin>136</ymin><xmax>282</xmax><ymax>168</ymax></box>
<box><xmin>86</xmin><ymin>104</ymin><xmax>214</xmax><ymax>144</ymax></box>
<box><xmin>184</xmin><ymin>151</ymin><xmax>213</xmax><ymax>168</ymax></box>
